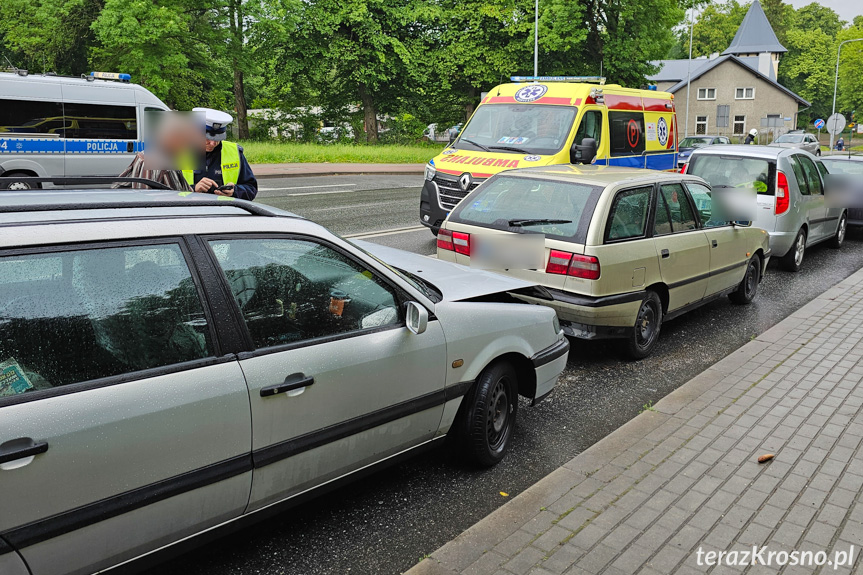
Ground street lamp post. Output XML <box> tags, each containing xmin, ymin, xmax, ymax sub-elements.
<box><xmin>830</xmin><ymin>38</ymin><xmax>863</xmax><ymax>151</ymax></box>
<box><xmin>684</xmin><ymin>6</ymin><xmax>695</xmax><ymax>138</ymax></box>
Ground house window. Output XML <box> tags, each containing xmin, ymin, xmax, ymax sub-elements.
<box><xmin>733</xmin><ymin>115</ymin><xmax>746</xmax><ymax>135</ymax></box>
<box><xmin>697</xmin><ymin>88</ymin><xmax>716</xmax><ymax>100</ymax></box>
<box><xmin>735</xmin><ymin>87</ymin><xmax>755</xmax><ymax>99</ymax></box>
<box><xmin>716</xmin><ymin>105</ymin><xmax>730</xmax><ymax>128</ymax></box>
<box><xmin>696</xmin><ymin>116</ymin><xmax>708</xmax><ymax>135</ymax></box>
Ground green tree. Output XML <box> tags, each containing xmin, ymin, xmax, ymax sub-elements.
<box><xmin>836</xmin><ymin>26</ymin><xmax>863</xmax><ymax>121</ymax></box>
<box><xmin>780</xmin><ymin>27</ymin><xmax>835</xmax><ymax>124</ymax></box>
<box><xmin>0</xmin><ymin>0</ymin><xmax>102</xmax><ymax>75</ymax></box>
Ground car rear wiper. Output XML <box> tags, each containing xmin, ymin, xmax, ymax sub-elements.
<box><xmin>459</xmin><ymin>138</ymin><xmax>492</xmax><ymax>152</ymax></box>
<box><xmin>508</xmin><ymin>218</ymin><xmax>572</xmax><ymax>226</ymax></box>
<box><xmin>490</xmin><ymin>145</ymin><xmax>529</xmax><ymax>154</ymax></box>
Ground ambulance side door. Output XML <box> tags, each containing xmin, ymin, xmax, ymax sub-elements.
<box><xmin>570</xmin><ymin>107</ymin><xmax>607</xmax><ymax>165</ymax></box>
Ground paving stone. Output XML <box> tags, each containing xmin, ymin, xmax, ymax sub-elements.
<box><xmin>501</xmin><ymin>546</ymin><xmax>545</xmax><ymax>575</ymax></box>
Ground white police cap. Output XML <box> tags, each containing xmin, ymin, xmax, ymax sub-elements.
<box><xmin>193</xmin><ymin>107</ymin><xmax>233</xmax><ymax>141</ymax></box>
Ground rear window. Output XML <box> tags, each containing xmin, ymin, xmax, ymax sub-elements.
<box><xmin>687</xmin><ymin>155</ymin><xmax>775</xmax><ymax>196</ymax></box>
<box><xmin>448</xmin><ymin>175</ymin><xmax>603</xmax><ymax>243</ymax></box>
<box><xmin>822</xmin><ymin>160</ymin><xmax>863</xmax><ymax>175</ymax></box>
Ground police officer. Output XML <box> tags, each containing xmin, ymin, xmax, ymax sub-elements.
<box><xmin>184</xmin><ymin>108</ymin><xmax>258</xmax><ymax>200</ymax></box>
<box><xmin>744</xmin><ymin>128</ymin><xmax>758</xmax><ymax>145</ymax></box>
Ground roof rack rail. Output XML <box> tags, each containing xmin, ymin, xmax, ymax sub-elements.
<box><xmin>0</xmin><ymin>198</ymin><xmax>285</xmax><ymax>217</ymax></box>
<box><xmin>0</xmin><ymin>176</ymin><xmax>174</xmax><ymax>190</ymax></box>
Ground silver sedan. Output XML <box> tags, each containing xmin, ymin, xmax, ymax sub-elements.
<box><xmin>0</xmin><ymin>190</ymin><xmax>568</xmax><ymax>575</ymax></box>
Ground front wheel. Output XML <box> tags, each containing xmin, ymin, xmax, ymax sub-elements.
<box><xmin>457</xmin><ymin>361</ymin><xmax>518</xmax><ymax>467</ymax></box>
<box><xmin>829</xmin><ymin>213</ymin><xmax>847</xmax><ymax>249</ymax></box>
<box><xmin>779</xmin><ymin>228</ymin><xmax>806</xmax><ymax>272</ymax></box>
<box><xmin>816</xmin><ymin>149</ymin><xmax>821</xmax><ymax>157</ymax></box>
<box><xmin>625</xmin><ymin>291</ymin><xmax>663</xmax><ymax>360</ymax></box>
<box><xmin>729</xmin><ymin>256</ymin><xmax>760</xmax><ymax>305</ymax></box>
<box><xmin>1</xmin><ymin>172</ymin><xmax>39</xmax><ymax>190</ymax></box>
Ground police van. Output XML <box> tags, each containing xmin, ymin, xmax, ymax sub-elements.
<box><xmin>420</xmin><ymin>77</ymin><xmax>678</xmax><ymax>234</ymax></box>
<box><xmin>0</xmin><ymin>71</ymin><xmax>169</xmax><ymax>189</ymax></box>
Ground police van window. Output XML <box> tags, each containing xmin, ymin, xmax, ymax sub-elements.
<box><xmin>0</xmin><ymin>99</ymin><xmax>65</xmax><ymax>135</ymax></box>
<box><xmin>63</xmin><ymin>103</ymin><xmax>137</xmax><ymax>140</ymax></box>
<box><xmin>609</xmin><ymin>112</ymin><xmax>645</xmax><ymax>156</ymax></box>
<box><xmin>574</xmin><ymin>110</ymin><xmax>603</xmax><ymax>148</ymax></box>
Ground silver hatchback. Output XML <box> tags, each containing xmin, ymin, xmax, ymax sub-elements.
<box><xmin>0</xmin><ymin>191</ymin><xmax>567</xmax><ymax>575</ymax></box>
<box><xmin>686</xmin><ymin>145</ymin><xmax>846</xmax><ymax>271</ymax></box>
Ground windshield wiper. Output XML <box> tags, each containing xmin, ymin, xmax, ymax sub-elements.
<box><xmin>459</xmin><ymin>138</ymin><xmax>492</xmax><ymax>152</ymax></box>
<box><xmin>508</xmin><ymin>218</ymin><xmax>572</xmax><ymax>227</ymax></box>
<box><xmin>490</xmin><ymin>145</ymin><xmax>529</xmax><ymax>154</ymax></box>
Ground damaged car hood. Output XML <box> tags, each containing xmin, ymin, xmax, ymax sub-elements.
<box><xmin>354</xmin><ymin>240</ymin><xmax>547</xmax><ymax>302</ymax></box>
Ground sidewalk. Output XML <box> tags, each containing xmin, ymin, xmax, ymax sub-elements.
<box><xmin>409</xmin><ymin>268</ymin><xmax>863</xmax><ymax>575</ymax></box>
<box><xmin>250</xmin><ymin>162</ymin><xmax>425</xmax><ymax>179</ymax></box>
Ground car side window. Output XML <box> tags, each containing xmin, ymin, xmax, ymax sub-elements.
<box><xmin>816</xmin><ymin>160</ymin><xmax>829</xmax><ymax>179</ymax></box>
<box><xmin>606</xmin><ymin>186</ymin><xmax>652</xmax><ymax>242</ymax></box>
<box><xmin>788</xmin><ymin>155</ymin><xmax>809</xmax><ymax>195</ymax></box>
<box><xmin>798</xmin><ymin>155</ymin><xmax>824</xmax><ymax>195</ymax></box>
<box><xmin>0</xmin><ymin>243</ymin><xmax>213</xmax><ymax>398</ymax></box>
<box><xmin>686</xmin><ymin>182</ymin><xmax>726</xmax><ymax>228</ymax></box>
<box><xmin>209</xmin><ymin>238</ymin><xmax>402</xmax><ymax>349</ymax></box>
<box><xmin>574</xmin><ymin>110</ymin><xmax>603</xmax><ymax>149</ymax></box>
<box><xmin>657</xmin><ymin>183</ymin><xmax>697</xmax><ymax>233</ymax></box>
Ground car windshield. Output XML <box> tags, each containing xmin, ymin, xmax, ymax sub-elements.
<box><xmin>448</xmin><ymin>175</ymin><xmax>603</xmax><ymax>241</ymax></box>
<box><xmin>687</xmin><ymin>155</ymin><xmax>774</xmax><ymax>195</ymax></box>
<box><xmin>679</xmin><ymin>137</ymin><xmax>713</xmax><ymax>148</ymax></box>
<box><xmin>454</xmin><ymin>104</ymin><xmax>577</xmax><ymax>156</ymax></box>
<box><xmin>775</xmin><ymin>134</ymin><xmax>804</xmax><ymax>143</ymax></box>
<box><xmin>821</xmin><ymin>159</ymin><xmax>863</xmax><ymax>175</ymax></box>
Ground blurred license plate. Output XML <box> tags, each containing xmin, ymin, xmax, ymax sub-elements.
<box><xmin>470</xmin><ymin>234</ymin><xmax>545</xmax><ymax>270</ymax></box>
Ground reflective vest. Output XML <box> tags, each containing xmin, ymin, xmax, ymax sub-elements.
<box><xmin>183</xmin><ymin>141</ymin><xmax>241</xmax><ymax>187</ymax></box>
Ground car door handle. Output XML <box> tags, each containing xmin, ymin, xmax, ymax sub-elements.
<box><xmin>661</xmin><ymin>249</ymin><xmax>670</xmax><ymax>258</ymax></box>
<box><xmin>0</xmin><ymin>439</ymin><xmax>49</xmax><ymax>465</ymax></box>
<box><xmin>711</xmin><ymin>239</ymin><xmax>718</xmax><ymax>248</ymax></box>
<box><xmin>260</xmin><ymin>373</ymin><xmax>315</xmax><ymax>397</ymax></box>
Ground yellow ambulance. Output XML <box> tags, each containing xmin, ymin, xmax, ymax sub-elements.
<box><xmin>420</xmin><ymin>77</ymin><xmax>678</xmax><ymax>234</ymax></box>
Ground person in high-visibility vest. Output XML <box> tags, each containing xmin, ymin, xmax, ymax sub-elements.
<box><xmin>183</xmin><ymin>107</ymin><xmax>258</xmax><ymax>200</ymax></box>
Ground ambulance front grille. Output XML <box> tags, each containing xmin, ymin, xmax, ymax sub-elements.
<box><xmin>434</xmin><ymin>175</ymin><xmax>483</xmax><ymax>210</ymax></box>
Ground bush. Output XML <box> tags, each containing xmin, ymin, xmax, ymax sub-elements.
<box><xmin>380</xmin><ymin>113</ymin><xmax>427</xmax><ymax>145</ymax></box>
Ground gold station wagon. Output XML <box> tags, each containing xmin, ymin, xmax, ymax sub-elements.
<box><xmin>436</xmin><ymin>165</ymin><xmax>771</xmax><ymax>358</ymax></box>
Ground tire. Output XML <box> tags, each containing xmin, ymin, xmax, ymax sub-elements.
<box><xmin>779</xmin><ymin>228</ymin><xmax>806</xmax><ymax>272</ymax></box>
<box><xmin>829</xmin><ymin>212</ymin><xmax>847</xmax><ymax>249</ymax></box>
<box><xmin>816</xmin><ymin>149</ymin><xmax>821</xmax><ymax>157</ymax></box>
<box><xmin>1</xmin><ymin>172</ymin><xmax>39</xmax><ymax>190</ymax></box>
<box><xmin>729</xmin><ymin>256</ymin><xmax>760</xmax><ymax>305</ymax></box>
<box><xmin>625</xmin><ymin>291</ymin><xmax>663</xmax><ymax>360</ymax></box>
<box><xmin>457</xmin><ymin>361</ymin><xmax>518</xmax><ymax>467</ymax></box>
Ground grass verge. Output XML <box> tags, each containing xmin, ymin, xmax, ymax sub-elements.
<box><xmin>240</xmin><ymin>141</ymin><xmax>443</xmax><ymax>164</ymax></box>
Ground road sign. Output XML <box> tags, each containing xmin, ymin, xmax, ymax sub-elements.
<box><xmin>814</xmin><ymin>118</ymin><xmax>825</xmax><ymax>129</ymax></box>
<box><xmin>827</xmin><ymin>113</ymin><xmax>847</xmax><ymax>135</ymax></box>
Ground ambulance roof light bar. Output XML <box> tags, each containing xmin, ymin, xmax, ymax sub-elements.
<box><xmin>88</xmin><ymin>71</ymin><xmax>132</xmax><ymax>82</ymax></box>
<box><xmin>510</xmin><ymin>76</ymin><xmax>606</xmax><ymax>85</ymax></box>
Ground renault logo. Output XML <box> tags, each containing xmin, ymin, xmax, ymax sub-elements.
<box><xmin>458</xmin><ymin>173</ymin><xmax>472</xmax><ymax>191</ymax></box>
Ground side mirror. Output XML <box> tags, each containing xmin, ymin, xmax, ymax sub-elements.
<box><xmin>732</xmin><ymin>221</ymin><xmax>752</xmax><ymax>227</ymax></box>
<box><xmin>571</xmin><ymin>138</ymin><xmax>597</xmax><ymax>164</ymax></box>
<box><xmin>405</xmin><ymin>301</ymin><xmax>428</xmax><ymax>335</ymax></box>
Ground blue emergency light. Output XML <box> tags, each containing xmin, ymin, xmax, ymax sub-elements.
<box><xmin>90</xmin><ymin>71</ymin><xmax>132</xmax><ymax>82</ymax></box>
<box><xmin>510</xmin><ymin>76</ymin><xmax>606</xmax><ymax>84</ymax></box>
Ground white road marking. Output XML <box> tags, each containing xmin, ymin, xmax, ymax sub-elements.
<box><xmin>345</xmin><ymin>225</ymin><xmax>426</xmax><ymax>239</ymax></box>
<box><xmin>259</xmin><ymin>183</ymin><xmax>357</xmax><ymax>192</ymax></box>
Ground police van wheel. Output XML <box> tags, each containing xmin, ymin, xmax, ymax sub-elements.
<box><xmin>1</xmin><ymin>172</ymin><xmax>39</xmax><ymax>190</ymax></box>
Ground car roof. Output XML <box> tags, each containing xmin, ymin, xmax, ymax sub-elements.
<box><xmin>491</xmin><ymin>165</ymin><xmax>701</xmax><ymax>187</ymax></box>
<box><xmin>0</xmin><ymin>189</ymin><xmax>299</xmax><ymax>225</ymax></box>
<box><xmin>690</xmin><ymin>144</ymin><xmax>789</xmax><ymax>159</ymax></box>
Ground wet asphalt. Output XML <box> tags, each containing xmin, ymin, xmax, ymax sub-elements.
<box><xmin>150</xmin><ymin>175</ymin><xmax>863</xmax><ymax>575</ymax></box>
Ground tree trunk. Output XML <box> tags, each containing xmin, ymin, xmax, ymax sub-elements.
<box><xmin>359</xmin><ymin>84</ymin><xmax>378</xmax><ymax>143</ymax></box>
<box><xmin>229</xmin><ymin>0</ymin><xmax>249</xmax><ymax>140</ymax></box>
<box><xmin>464</xmin><ymin>86</ymin><xmax>477</xmax><ymax>120</ymax></box>
<box><xmin>233</xmin><ymin>65</ymin><xmax>249</xmax><ymax>139</ymax></box>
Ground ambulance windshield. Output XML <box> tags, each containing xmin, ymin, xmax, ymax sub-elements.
<box><xmin>455</xmin><ymin>104</ymin><xmax>577</xmax><ymax>156</ymax></box>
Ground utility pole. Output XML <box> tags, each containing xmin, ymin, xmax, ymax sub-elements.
<box><xmin>685</xmin><ymin>5</ymin><xmax>695</xmax><ymax>138</ymax></box>
<box><xmin>534</xmin><ymin>0</ymin><xmax>539</xmax><ymax>77</ymax></box>
<box><xmin>830</xmin><ymin>38</ymin><xmax>863</xmax><ymax>151</ymax></box>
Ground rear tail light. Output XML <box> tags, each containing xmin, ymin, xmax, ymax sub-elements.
<box><xmin>452</xmin><ymin>232</ymin><xmax>471</xmax><ymax>255</ymax></box>
<box><xmin>776</xmin><ymin>171</ymin><xmax>790</xmax><ymax>215</ymax></box>
<box><xmin>545</xmin><ymin>250</ymin><xmax>600</xmax><ymax>280</ymax></box>
<box><xmin>437</xmin><ymin>229</ymin><xmax>454</xmax><ymax>251</ymax></box>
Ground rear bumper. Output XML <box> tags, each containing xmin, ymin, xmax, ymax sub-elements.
<box><xmin>514</xmin><ymin>287</ymin><xmax>643</xmax><ymax>337</ymax></box>
<box><xmin>768</xmin><ymin>229</ymin><xmax>798</xmax><ymax>258</ymax></box>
